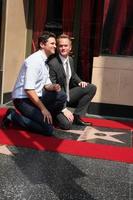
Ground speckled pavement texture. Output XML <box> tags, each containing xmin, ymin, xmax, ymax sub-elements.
<box><xmin>0</xmin><ymin>146</ymin><xmax>133</xmax><ymax>200</ymax></box>
<box><xmin>0</xmin><ymin>105</ymin><xmax>133</xmax><ymax>199</ymax></box>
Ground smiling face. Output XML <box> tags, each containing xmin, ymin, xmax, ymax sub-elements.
<box><xmin>40</xmin><ymin>37</ymin><xmax>56</xmax><ymax>56</ymax></box>
<box><xmin>57</xmin><ymin>37</ymin><xmax>72</xmax><ymax>58</ymax></box>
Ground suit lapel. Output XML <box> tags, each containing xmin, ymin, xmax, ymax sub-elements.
<box><xmin>69</xmin><ymin>57</ymin><xmax>74</xmax><ymax>75</ymax></box>
<box><xmin>57</xmin><ymin>55</ymin><xmax>66</xmax><ymax>78</ymax></box>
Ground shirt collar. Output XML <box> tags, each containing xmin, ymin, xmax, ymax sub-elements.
<box><xmin>59</xmin><ymin>54</ymin><xmax>69</xmax><ymax>65</ymax></box>
<box><xmin>39</xmin><ymin>49</ymin><xmax>47</xmax><ymax>63</ymax></box>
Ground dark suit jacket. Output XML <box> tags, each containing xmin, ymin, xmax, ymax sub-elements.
<box><xmin>48</xmin><ymin>55</ymin><xmax>81</xmax><ymax>93</ymax></box>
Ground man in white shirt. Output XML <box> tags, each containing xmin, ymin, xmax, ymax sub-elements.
<box><xmin>48</xmin><ymin>34</ymin><xmax>97</xmax><ymax>129</ymax></box>
<box><xmin>1</xmin><ymin>32</ymin><xmax>66</xmax><ymax>135</ymax></box>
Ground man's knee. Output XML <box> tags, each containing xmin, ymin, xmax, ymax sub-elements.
<box><xmin>59</xmin><ymin>120</ymin><xmax>72</xmax><ymax>130</ymax></box>
<box><xmin>90</xmin><ymin>84</ymin><xmax>97</xmax><ymax>95</ymax></box>
<box><xmin>58</xmin><ymin>91</ymin><xmax>67</xmax><ymax>103</ymax></box>
<box><xmin>81</xmin><ymin>84</ymin><xmax>97</xmax><ymax>96</ymax></box>
<box><xmin>56</xmin><ymin>113</ymin><xmax>72</xmax><ymax>130</ymax></box>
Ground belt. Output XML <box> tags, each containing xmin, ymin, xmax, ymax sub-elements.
<box><xmin>13</xmin><ymin>98</ymin><xmax>28</xmax><ymax>103</ymax></box>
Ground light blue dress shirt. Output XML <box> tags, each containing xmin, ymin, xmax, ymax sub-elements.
<box><xmin>12</xmin><ymin>50</ymin><xmax>51</xmax><ymax>99</ymax></box>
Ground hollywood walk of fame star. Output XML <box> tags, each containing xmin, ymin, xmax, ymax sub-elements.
<box><xmin>65</xmin><ymin>126</ymin><xmax>127</xmax><ymax>143</ymax></box>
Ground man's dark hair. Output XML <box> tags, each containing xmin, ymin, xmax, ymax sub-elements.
<box><xmin>38</xmin><ymin>31</ymin><xmax>56</xmax><ymax>49</ymax></box>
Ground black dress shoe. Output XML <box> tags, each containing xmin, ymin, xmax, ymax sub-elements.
<box><xmin>74</xmin><ymin>115</ymin><xmax>92</xmax><ymax>126</ymax></box>
<box><xmin>1</xmin><ymin>108</ymin><xmax>15</xmax><ymax>129</ymax></box>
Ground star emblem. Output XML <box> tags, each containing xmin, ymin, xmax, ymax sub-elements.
<box><xmin>65</xmin><ymin>127</ymin><xmax>127</xmax><ymax>143</ymax></box>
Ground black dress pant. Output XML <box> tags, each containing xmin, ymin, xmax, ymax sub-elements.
<box><xmin>12</xmin><ymin>91</ymin><xmax>66</xmax><ymax>135</ymax></box>
<box><xmin>56</xmin><ymin>84</ymin><xmax>97</xmax><ymax>130</ymax></box>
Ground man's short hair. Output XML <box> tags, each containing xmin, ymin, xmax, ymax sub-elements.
<box><xmin>57</xmin><ymin>34</ymin><xmax>72</xmax><ymax>45</ymax></box>
<box><xmin>38</xmin><ymin>31</ymin><xmax>56</xmax><ymax>49</ymax></box>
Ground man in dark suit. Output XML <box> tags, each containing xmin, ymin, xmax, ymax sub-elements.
<box><xmin>48</xmin><ymin>34</ymin><xmax>97</xmax><ymax>130</ymax></box>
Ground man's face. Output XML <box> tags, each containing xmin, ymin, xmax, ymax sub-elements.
<box><xmin>57</xmin><ymin>38</ymin><xmax>72</xmax><ymax>58</ymax></box>
<box><xmin>41</xmin><ymin>37</ymin><xmax>56</xmax><ymax>56</ymax></box>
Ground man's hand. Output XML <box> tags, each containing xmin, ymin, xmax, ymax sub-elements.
<box><xmin>52</xmin><ymin>84</ymin><xmax>61</xmax><ymax>92</ymax></box>
<box><xmin>45</xmin><ymin>84</ymin><xmax>61</xmax><ymax>92</ymax></box>
<box><xmin>41</xmin><ymin>108</ymin><xmax>53</xmax><ymax>124</ymax></box>
<box><xmin>78</xmin><ymin>81</ymin><xmax>88</xmax><ymax>88</ymax></box>
<box><xmin>62</xmin><ymin>108</ymin><xmax>74</xmax><ymax>122</ymax></box>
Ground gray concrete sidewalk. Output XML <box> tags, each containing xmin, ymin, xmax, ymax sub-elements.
<box><xmin>0</xmin><ymin>146</ymin><xmax>133</xmax><ymax>200</ymax></box>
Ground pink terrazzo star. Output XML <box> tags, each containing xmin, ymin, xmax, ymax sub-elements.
<box><xmin>66</xmin><ymin>126</ymin><xmax>127</xmax><ymax>143</ymax></box>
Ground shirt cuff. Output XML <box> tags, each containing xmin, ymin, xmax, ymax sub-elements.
<box><xmin>62</xmin><ymin>108</ymin><xmax>67</xmax><ymax>113</ymax></box>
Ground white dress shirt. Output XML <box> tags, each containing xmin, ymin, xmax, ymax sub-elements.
<box><xmin>59</xmin><ymin>54</ymin><xmax>71</xmax><ymax>79</ymax></box>
<box><xmin>12</xmin><ymin>50</ymin><xmax>51</xmax><ymax>99</ymax></box>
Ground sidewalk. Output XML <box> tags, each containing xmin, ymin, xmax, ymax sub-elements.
<box><xmin>0</xmin><ymin>146</ymin><xmax>132</xmax><ymax>200</ymax></box>
<box><xmin>0</xmin><ymin>104</ymin><xmax>133</xmax><ymax>200</ymax></box>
